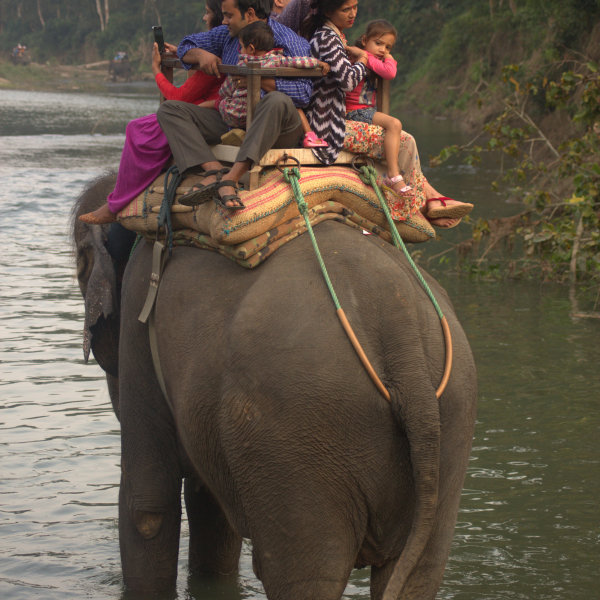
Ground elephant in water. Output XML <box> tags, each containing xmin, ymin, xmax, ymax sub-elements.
<box><xmin>71</xmin><ymin>173</ymin><xmax>477</xmax><ymax>600</ymax></box>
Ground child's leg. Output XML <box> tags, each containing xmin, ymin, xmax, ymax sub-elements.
<box><xmin>298</xmin><ymin>109</ymin><xmax>328</xmax><ymax>147</ymax></box>
<box><xmin>372</xmin><ymin>112</ymin><xmax>407</xmax><ymax>194</ymax></box>
<box><xmin>297</xmin><ymin>108</ymin><xmax>312</xmax><ymax>134</ymax></box>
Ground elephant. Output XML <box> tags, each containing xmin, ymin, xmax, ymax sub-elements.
<box><xmin>71</xmin><ymin>172</ymin><xmax>477</xmax><ymax>600</ymax></box>
<box><xmin>108</xmin><ymin>58</ymin><xmax>132</xmax><ymax>82</ymax></box>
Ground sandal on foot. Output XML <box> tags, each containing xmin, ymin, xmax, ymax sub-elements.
<box><xmin>383</xmin><ymin>173</ymin><xmax>413</xmax><ymax>196</ymax></box>
<box><xmin>303</xmin><ymin>131</ymin><xmax>328</xmax><ymax>148</ymax></box>
<box><xmin>426</xmin><ymin>197</ymin><xmax>473</xmax><ymax>219</ymax></box>
<box><xmin>214</xmin><ymin>180</ymin><xmax>245</xmax><ymax>211</ymax></box>
<box><xmin>79</xmin><ymin>211</ymin><xmax>117</xmax><ymax>225</ymax></box>
<box><xmin>179</xmin><ymin>168</ymin><xmax>230</xmax><ymax>207</ymax></box>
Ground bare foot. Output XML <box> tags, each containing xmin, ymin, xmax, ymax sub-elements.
<box><xmin>428</xmin><ymin>216</ymin><xmax>458</xmax><ymax>228</ymax></box>
<box><xmin>79</xmin><ymin>203</ymin><xmax>117</xmax><ymax>224</ymax></box>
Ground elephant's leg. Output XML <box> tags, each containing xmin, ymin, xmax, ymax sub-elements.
<box><xmin>184</xmin><ymin>476</ymin><xmax>242</xmax><ymax>575</ymax></box>
<box><xmin>370</xmin><ymin>561</ymin><xmax>396</xmax><ymax>600</ymax></box>
<box><xmin>117</xmin><ymin>310</ymin><xmax>184</xmax><ymax>591</ymax></box>
<box><xmin>252</xmin><ymin>528</ymin><xmax>358</xmax><ymax>600</ymax></box>
<box><xmin>118</xmin><ymin>473</ymin><xmax>182</xmax><ymax>591</ymax></box>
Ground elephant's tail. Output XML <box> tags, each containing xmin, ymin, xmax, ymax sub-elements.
<box><xmin>383</xmin><ymin>383</ymin><xmax>441</xmax><ymax>600</ymax></box>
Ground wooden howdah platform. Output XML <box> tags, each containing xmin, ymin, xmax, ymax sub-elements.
<box><xmin>160</xmin><ymin>53</ymin><xmax>390</xmax><ymax>190</ymax></box>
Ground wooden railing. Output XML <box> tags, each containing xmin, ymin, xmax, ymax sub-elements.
<box><xmin>159</xmin><ymin>53</ymin><xmax>391</xmax><ymax>127</ymax></box>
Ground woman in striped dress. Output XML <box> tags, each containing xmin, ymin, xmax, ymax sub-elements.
<box><xmin>300</xmin><ymin>0</ymin><xmax>365</xmax><ymax>166</ymax></box>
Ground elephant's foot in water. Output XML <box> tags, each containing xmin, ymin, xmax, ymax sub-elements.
<box><xmin>184</xmin><ymin>476</ymin><xmax>242</xmax><ymax>575</ymax></box>
<box><xmin>118</xmin><ymin>480</ymin><xmax>182</xmax><ymax>591</ymax></box>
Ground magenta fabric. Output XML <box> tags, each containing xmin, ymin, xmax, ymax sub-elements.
<box><xmin>107</xmin><ymin>114</ymin><xmax>172</xmax><ymax>214</ymax></box>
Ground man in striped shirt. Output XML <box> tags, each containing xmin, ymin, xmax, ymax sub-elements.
<box><xmin>157</xmin><ymin>0</ymin><xmax>314</xmax><ymax>209</ymax></box>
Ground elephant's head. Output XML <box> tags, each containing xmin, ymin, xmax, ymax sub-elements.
<box><xmin>71</xmin><ymin>173</ymin><xmax>121</xmax><ymax>415</ymax></box>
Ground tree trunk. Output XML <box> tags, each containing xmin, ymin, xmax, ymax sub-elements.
<box><xmin>95</xmin><ymin>0</ymin><xmax>105</xmax><ymax>31</ymax></box>
<box><xmin>17</xmin><ymin>2</ymin><xmax>22</xmax><ymax>19</ymax></box>
<box><xmin>489</xmin><ymin>0</ymin><xmax>494</xmax><ymax>20</ymax></box>
<box><xmin>570</xmin><ymin>214</ymin><xmax>584</xmax><ymax>285</ymax></box>
<box><xmin>104</xmin><ymin>0</ymin><xmax>109</xmax><ymax>28</ymax></box>
<box><xmin>509</xmin><ymin>0</ymin><xmax>517</xmax><ymax>14</ymax></box>
<box><xmin>36</xmin><ymin>0</ymin><xmax>45</xmax><ymax>29</ymax></box>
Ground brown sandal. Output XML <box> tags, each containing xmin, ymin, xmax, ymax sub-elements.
<box><xmin>214</xmin><ymin>180</ymin><xmax>245</xmax><ymax>211</ymax></box>
<box><xmin>179</xmin><ymin>168</ymin><xmax>230</xmax><ymax>207</ymax></box>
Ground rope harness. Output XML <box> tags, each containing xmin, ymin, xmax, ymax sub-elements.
<box><xmin>279</xmin><ymin>155</ymin><xmax>452</xmax><ymax>401</ymax></box>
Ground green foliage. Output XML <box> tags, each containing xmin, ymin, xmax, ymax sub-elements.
<box><xmin>0</xmin><ymin>0</ymin><xmax>204</xmax><ymax>63</ymax></box>
<box><xmin>431</xmin><ymin>59</ymin><xmax>600</xmax><ymax>283</ymax></box>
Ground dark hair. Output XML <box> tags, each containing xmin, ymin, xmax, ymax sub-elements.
<box><xmin>299</xmin><ymin>0</ymin><xmax>351</xmax><ymax>40</ymax></box>
<box><xmin>233</xmin><ymin>0</ymin><xmax>272</xmax><ymax>20</ymax></box>
<box><xmin>239</xmin><ymin>21</ymin><xmax>275</xmax><ymax>51</ymax></box>
<box><xmin>206</xmin><ymin>0</ymin><xmax>224</xmax><ymax>29</ymax></box>
<box><xmin>355</xmin><ymin>19</ymin><xmax>397</xmax><ymax>49</ymax></box>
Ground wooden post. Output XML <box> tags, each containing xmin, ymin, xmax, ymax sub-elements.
<box><xmin>246</xmin><ymin>62</ymin><xmax>263</xmax><ymax>129</ymax></box>
<box><xmin>376</xmin><ymin>76</ymin><xmax>391</xmax><ymax>116</ymax></box>
<box><xmin>160</xmin><ymin>53</ymin><xmax>174</xmax><ymax>104</ymax></box>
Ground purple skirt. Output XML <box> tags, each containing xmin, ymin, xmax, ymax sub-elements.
<box><xmin>107</xmin><ymin>114</ymin><xmax>172</xmax><ymax>214</ymax></box>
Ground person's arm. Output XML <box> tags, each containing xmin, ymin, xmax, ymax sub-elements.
<box><xmin>366</xmin><ymin>52</ymin><xmax>397</xmax><ymax>80</ymax></box>
<box><xmin>177</xmin><ymin>25</ymin><xmax>228</xmax><ymax>72</ymax></box>
<box><xmin>155</xmin><ymin>71</ymin><xmax>224</xmax><ymax>103</ymax></box>
<box><xmin>320</xmin><ymin>33</ymin><xmax>366</xmax><ymax>92</ymax></box>
<box><xmin>278</xmin><ymin>55</ymin><xmax>320</xmax><ymax>69</ymax></box>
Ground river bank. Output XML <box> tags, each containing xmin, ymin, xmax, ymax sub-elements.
<box><xmin>0</xmin><ymin>60</ymin><xmax>187</xmax><ymax>94</ymax></box>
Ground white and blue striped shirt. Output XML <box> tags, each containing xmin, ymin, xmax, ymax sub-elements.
<box><xmin>177</xmin><ymin>21</ymin><xmax>313</xmax><ymax>107</ymax></box>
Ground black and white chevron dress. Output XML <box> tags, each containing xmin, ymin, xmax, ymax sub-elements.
<box><xmin>305</xmin><ymin>26</ymin><xmax>367</xmax><ymax>165</ymax></box>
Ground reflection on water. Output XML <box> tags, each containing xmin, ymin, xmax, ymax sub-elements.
<box><xmin>1</xmin><ymin>90</ymin><xmax>598</xmax><ymax>600</ymax></box>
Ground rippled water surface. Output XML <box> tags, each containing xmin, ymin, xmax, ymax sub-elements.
<box><xmin>1</xmin><ymin>89</ymin><xmax>598</xmax><ymax>599</ymax></box>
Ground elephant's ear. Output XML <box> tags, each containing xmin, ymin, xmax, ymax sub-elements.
<box><xmin>77</xmin><ymin>224</ymin><xmax>120</xmax><ymax>377</ymax></box>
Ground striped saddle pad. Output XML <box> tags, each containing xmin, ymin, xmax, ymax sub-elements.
<box><xmin>117</xmin><ymin>166</ymin><xmax>435</xmax><ymax>268</ymax></box>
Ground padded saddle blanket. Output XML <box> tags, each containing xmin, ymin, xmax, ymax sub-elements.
<box><xmin>117</xmin><ymin>166</ymin><xmax>435</xmax><ymax>268</ymax></box>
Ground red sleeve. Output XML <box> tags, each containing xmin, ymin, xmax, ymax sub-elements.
<box><xmin>366</xmin><ymin>53</ymin><xmax>397</xmax><ymax>80</ymax></box>
<box><xmin>155</xmin><ymin>71</ymin><xmax>225</xmax><ymax>103</ymax></box>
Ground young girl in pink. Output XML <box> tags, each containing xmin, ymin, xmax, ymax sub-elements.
<box><xmin>344</xmin><ymin>20</ymin><xmax>409</xmax><ymax>196</ymax></box>
<box><xmin>345</xmin><ymin>20</ymin><xmax>472</xmax><ymax>225</ymax></box>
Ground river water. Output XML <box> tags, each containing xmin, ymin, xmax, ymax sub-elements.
<box><xmin>0</xmin><ymin>88</ymin><xmax>598</xmax><ymax>600</ymax></box>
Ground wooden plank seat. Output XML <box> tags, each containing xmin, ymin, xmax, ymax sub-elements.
<box><xmin>160</xmin><ymin>53</ymin><xmax>390</xmax><ymax>190</ymax></box>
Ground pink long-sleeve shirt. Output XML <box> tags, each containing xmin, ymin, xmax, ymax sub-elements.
<box><xmin>345</xmin><ymin>52</ymin><xmax>397</xmax><ymax>112</ymax></box>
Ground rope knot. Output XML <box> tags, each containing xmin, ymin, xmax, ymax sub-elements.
<box><xmin>283</xmin><ymin>167</ymin><xmax>308</xmax><ymax>216</ymax></box>
<box><xmin>358</xmin><ymin>164</ymin><xmax>378</xmax><ymax>187</ymax></box>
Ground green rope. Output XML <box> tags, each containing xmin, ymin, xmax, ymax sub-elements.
<box><xmin>129</xmin><ymin>234</ymin><xmax>142</xmax><ymax>259</ymax></box>
<box><xmin>357</xmin><ymin>165</ymin><xmax>444</xmax><ymax>320</ymax></box>
<box><xmin>158</xmin><ymin>165</ymin><xmax>184</xmax><ymax>255</ymax></box>
<box><xmin>282</xmin><ymin>167</ymin><xmax>341</xmax><ymax>310</ymax></box>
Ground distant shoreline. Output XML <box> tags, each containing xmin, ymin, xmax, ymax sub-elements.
<box><xmin>0</xmin><ymin>60</ymin><xmax>186</xmax><ymax>95</ymax></box>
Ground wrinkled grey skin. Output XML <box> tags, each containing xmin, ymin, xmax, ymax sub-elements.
<box><xmin>71</xmin><ymin>174</ymin><xmax>477</xmax><ymax>600</ymax></box>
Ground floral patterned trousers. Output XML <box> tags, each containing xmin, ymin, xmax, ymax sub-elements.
<box><xmin>344</xmin><ymin>120</ymin><xmax>426</xmax><ymax>222</ymax></box>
